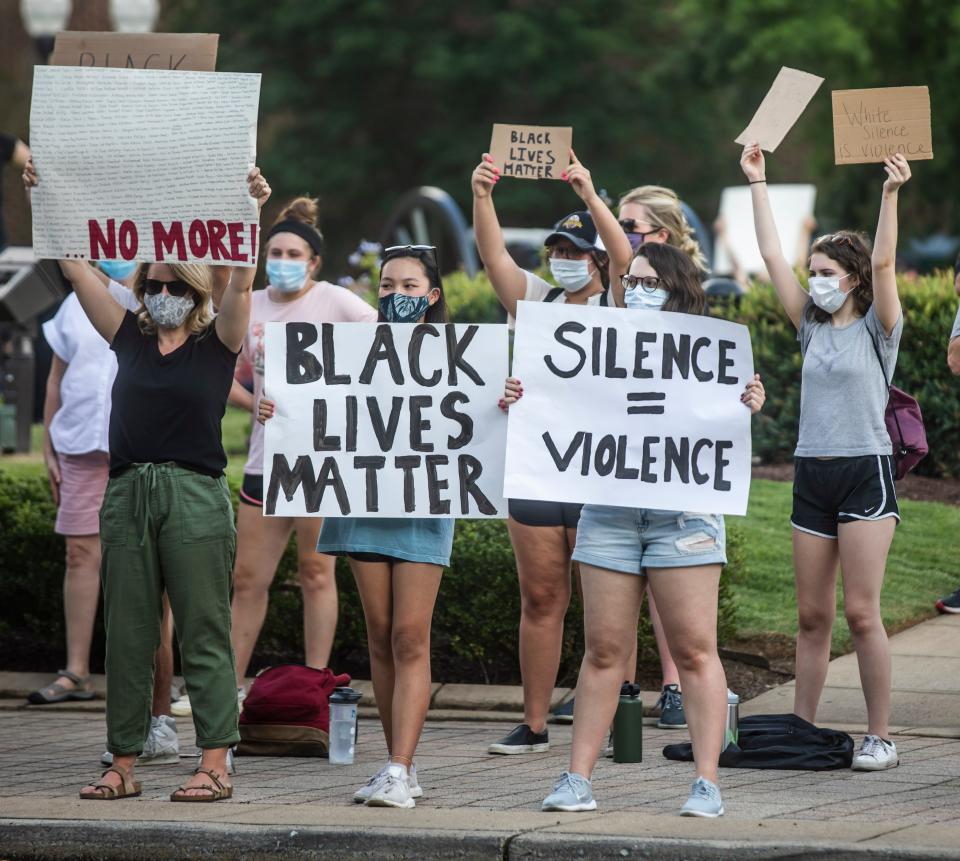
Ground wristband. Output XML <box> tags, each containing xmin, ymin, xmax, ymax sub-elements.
<box><xmin>749</xmin><ymin>179</ymin><xmax>767</xmax><ymax>185</ymax></box>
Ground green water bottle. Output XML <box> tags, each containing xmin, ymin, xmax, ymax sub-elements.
<box><xmin>612</xmin><ymin>682</ymin><xmax>643</xmax><ymax>763</ymax></box>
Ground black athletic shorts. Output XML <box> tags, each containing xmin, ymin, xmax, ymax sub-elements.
<box><xmin>240</xmin><ymin>473</ymin><xmax>264</xmax><ymax>507</ymax></box>
<box><xmin>508</xmin><ymin>498</ymin><xmax>583</xmax><ymax>529</ymax></box>
<box><xmin>791</xmin><ymin>455</ymin><xmax>900</xmax><ymax>539</ymax></box>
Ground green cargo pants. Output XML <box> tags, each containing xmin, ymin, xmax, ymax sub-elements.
<box><xmin>99</xmin><ymin>462</ymin><xmax>239</xmax><ymax>755</ymax></box>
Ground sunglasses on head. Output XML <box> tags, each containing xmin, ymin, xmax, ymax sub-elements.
<box><xmin>382</xmin><ymin>244</ymin><xmax>439</xmax><ymax>269</ymax></box>
<box><xmin>143</xmin><ymin>278</ymin><xmax>193</xmax><ymax>298</ymax></box>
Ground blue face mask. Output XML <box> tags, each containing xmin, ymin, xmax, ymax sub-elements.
<box><xmin>98</xmin><ymin>260</ymin><xmax>137</xmax><ymax>281</ymax></box>
<box><xmin>625</xmin><ymin>286</ymin><xmax>669</xmax><ymax>311</ymax></box>
<box><xmin>379</xmin><ymin>292</ymin><xmax>432</xmax><ymax>323</ymax></box>
<box><xmin>266</xmin><ymin>259</ymin><xmax>309</xmax><ymax>293</ymax></box>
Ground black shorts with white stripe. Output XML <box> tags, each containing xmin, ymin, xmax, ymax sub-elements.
<box><xmin>791</xmin><ymin>455</ymin><xmax>900</xmax><ymax>540</ymax></box>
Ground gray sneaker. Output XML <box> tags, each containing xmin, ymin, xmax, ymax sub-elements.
<box><xmin>100</xmin><ymin>715</ymin><xmax>179</xmax><ymax>767</ymax></box>
<box><xmin>541</xmin><ymin>771</ymin><xmax>597</xmax><ymax>812</ymax></box>
<box><xmin>656</xmin><ymin>684</ymin><xmax>687</xmax><ymax>729</ymax></box>
<box><xmin>354</xmin><ymin>762</ymin><xmax>422</xmax><ymax>803</ymax></box>
<box><xmin>680</xmin><ymin>777</ymin><xmax>724</xmax><ymax>818</ymax></box>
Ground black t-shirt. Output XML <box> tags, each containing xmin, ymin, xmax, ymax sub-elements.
<box><xmin>0</xmin><ymin>132</ymin><xmax>17</xmax><ymax>251</ymax></box>
<box><xmin>109</xmin><ymin>310</ymin><xmax>239</xmax><ymax>477</ymax></box>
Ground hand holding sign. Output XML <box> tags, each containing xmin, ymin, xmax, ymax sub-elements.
<box><xmin>471</xmin><ymin>154</ymin><xmax>501</xmax><ymax>199</ymax></box>
<box><xmin>489</xmin><ymin>123</ymin><xmax>572</xmax><ymax>180</ymax></box>
<box><xmin>882</xmin><ymin>154</ymin><xmax>912</xmax><ymax>193</ymax></box>
<box><xmin>563</xmin><ymin>150</ymin><xmax>599</xmax><ymax>204</ymax></box>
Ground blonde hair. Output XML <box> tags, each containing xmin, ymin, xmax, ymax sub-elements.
<box><xmin>133</xmin><ymin>263</ymin><xmax>214</xmax><ymax>336</ymax></box>
<box><xmin>618</xmin><ymin>185</ymin><xmax>708</xmax><ymax>272</ymax></box>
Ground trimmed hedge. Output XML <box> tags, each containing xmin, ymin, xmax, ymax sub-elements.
<box><xmin>715</xmin><ymin>273</ymin><xmax>960</xmax><ymax>477</ymax></box>
<box><xmin>0</xmin><ymin>470</ymin><xmax>741</xmax><ymax>683</ymax></box>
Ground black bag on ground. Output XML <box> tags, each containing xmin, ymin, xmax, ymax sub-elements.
<box><xmin>663</xmin><ymin>713</ymin><xmax>854</xmax><ymax>770</ymax></box>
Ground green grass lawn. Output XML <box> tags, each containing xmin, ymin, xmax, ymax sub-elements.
<box><xmin>732</xmin><ymin>479</ymin><xmax>960</xmax><ymax>654</ymax></box>
<box><xmin>4</xmin><ymin>421</ymin><xmax>958</xmax><ymax>656</ymax></box>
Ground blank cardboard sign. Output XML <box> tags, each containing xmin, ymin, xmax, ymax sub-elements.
<box><xmin>832</xmin><ymin>86</ymin><xmax>932</xmax><ymax>165</ymax></box>
<box><xmin>489</xmin><ymin>124</ymin><xmax>572</xmax><ymax>180</ymax></box>
<box><xmin>735</xmin><ymin>67</ymin><xmax>824</xmax><ymax>152</ymax></box>
<box><xmin>51</xmin><ymin>31</ymin><xmax>218</xmax><ymax>71</ymax></box>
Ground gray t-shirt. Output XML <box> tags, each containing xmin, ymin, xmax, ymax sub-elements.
<box><xmin>951</xmin><ymin>303</ymin><xmax>960</xmax><ymax>340</ymax></box>
<box><xmin>795</xmin><ymin>302</ymin><xmax>902</xmax><ymax>458</ymax></box>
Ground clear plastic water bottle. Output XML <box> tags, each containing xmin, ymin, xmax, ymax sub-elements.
<box><xmin>723</xmin><ymin>689</ymin><xmax>740</xmax><ymax>751</ymax></box>
<box><xmin>328</xmin><ymin>687</ymin><xmax>362</xmax><ymax>764</ymax></box>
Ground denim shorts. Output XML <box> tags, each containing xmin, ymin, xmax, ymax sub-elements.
<box><xmin>572</xmin><ymin>505</ymin><xmax>726</xmax><ymax>575</ymax></box>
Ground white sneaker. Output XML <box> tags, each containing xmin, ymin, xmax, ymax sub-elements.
<box><xmin>354</xmin><ymin>761</ymin><xmax>422</xmax><ymax>803</ymax></box>
<box><xmin>100</xmin><ymin>715</ymin><xmax>179</xmax><ymax>767</ymax></box>
<box><xmin>852</xmin><ymin>735</ymin><xmax>899</xmax><ymax>771</ymax></box>
<box><xmin>170</xmin><ymin>693</ymin><xmax>192</xmax><ymax>717</ymax></box>
<box><xmin>365</xmin><ymin>763</ymin><xmax>415</xmax><ymax>809</ymax></box>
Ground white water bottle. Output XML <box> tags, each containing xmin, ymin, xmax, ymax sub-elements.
<box><xmin>328</xmin><ymin>687</ymin><xmax>362</xmax><ymax>764</ymax></box>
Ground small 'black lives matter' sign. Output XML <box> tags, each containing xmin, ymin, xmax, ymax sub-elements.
<box><xmin>263</xmin><ymin>322</ymin><xmax>509</xmax><ymax>518</ymax></box>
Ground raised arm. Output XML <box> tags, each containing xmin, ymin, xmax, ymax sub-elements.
<box><xmin>871</xmin><ymin>154</ymin><xmax>910</xmax><ymax>336</ymax></box>
<box><xmin>740</xmin><ymin>143</ymin><xmax>808</xmax><ymax>329</ymax></box>
<box><xmin>215</xmin><ymin>167</ymin><xmax>271</xmax><ymax>353</ymax></box>
<box><xmin>23</xmin><ymin>158</ymin><xmax>126</xmax><ymax>341</ymax></box>
<box><xmin>564</xmin><ymin>150</ymin><xmax>632</xmax><ymax>307</ymax></box>
<box><xmin>472</xmin><ymin>153</ymin><xmax>527</xmax><ymax>317</ymax></box>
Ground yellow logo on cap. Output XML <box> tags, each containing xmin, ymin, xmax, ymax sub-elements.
<box><xmin>562</xmin><ymin>215</ymin><xmax>583</xmax><ymax>230</ymax></box>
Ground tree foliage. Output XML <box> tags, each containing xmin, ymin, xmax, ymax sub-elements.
<box><xmin>165</xmin><ymin>0</ymin><xmax>960</xmax><ymax>273</ymax></box>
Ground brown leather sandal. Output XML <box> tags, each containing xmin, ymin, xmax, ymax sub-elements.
<box><xmin>170</xmin><ymin>767</ymin><xmax>233</xmax><ymax>803</ymax></box>
<box><xmin>79</xmin><ymin>767</ymin><xmax>142</xmax><ymax>800</ymax></box>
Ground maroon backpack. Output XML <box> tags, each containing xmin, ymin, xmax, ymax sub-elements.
<box><xmin>238</xmin><ymin>664</ymin><xmax>351</xmax><ymax>757</ymax></box>
<box><xmin>870</xmin><ymin>334</ymin><xmax>927</xmax><ymax>479</ymax></box>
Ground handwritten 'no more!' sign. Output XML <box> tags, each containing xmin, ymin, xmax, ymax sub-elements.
<box><xmin>263</xmin><ymin>321</ymin><xmax>509</xmax><ymax>518</ymax></box>
<box><xmin>504</xmin><ymin>302</ymin><xmax>755</xmax><ymax>516</ymax></box>
<box><xmin>30</xmin><ymin>66</ymin><xmax>261</xmax><ymax>266</ymax></box>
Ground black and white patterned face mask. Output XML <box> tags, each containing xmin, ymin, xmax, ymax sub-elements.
<box><xmin>144</xmin><ymin>292</ymin><xmax>196</xmax><ymax>329</ymax></box>
<box><xmin>378</xmin><ymin>292</ymin><xmax>432</xmax><ymax>323</ymax></box>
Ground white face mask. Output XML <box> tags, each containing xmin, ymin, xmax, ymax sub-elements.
<box><xmin>625</xmin><ymin>286</ymin><xmax>669</xmax><ymax>311</ymax></box>
<box><xmin>549</xmin><ymin>257</ymin><xmax>593</xmax><ymax>293</ymax></box>
<box><xmin>144</xmin><ymin>292</ymin><xmax>195</xmax><ymax>329</ymax></box>
<box><xmin>808</xmin><ymin>273</ymin><xmax>853</xmax><ymax>314</ymax></box>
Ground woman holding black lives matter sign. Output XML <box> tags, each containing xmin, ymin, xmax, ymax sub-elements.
<box><xmin>24</xmin><ymin>159</ymin><xmax>271</xmax><ymax>802</ymax></box>
<box><xmin>259</xmin><ymin>245</ymin><xmax>452</xmax><ymax>810</ymax></box>
<box><xmin>471</xmin><ymin>151</ymin><xmax>611</xmax><ymax>756</ymax></box>
<box><xmin>503</xmin><ymin>157</ymin><xmax>765</xmax><ymax>818</ymax></box>
<box><xmin>741</xmin><ymin>143</ymin><xmax>910</xmax><ymax>773</ymax></box>
<box><xmin>229</xmin><ymin>196</ymin><xmax>376</xmax><ymax>709</ymax></box>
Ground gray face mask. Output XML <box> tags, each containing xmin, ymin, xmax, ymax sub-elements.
<box><xmin>144</xmin><ymin>292</ymin><xmax>196</xmax><ymax>329</ymax></box>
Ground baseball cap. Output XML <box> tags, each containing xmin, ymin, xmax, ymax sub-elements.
<box><xmin>544</xmin><ymin>210</ymin><xmax>601</xmax><ymax>251</ymax></box>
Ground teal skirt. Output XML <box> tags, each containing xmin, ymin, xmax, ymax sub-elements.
<box><xmin>317</xmin><ymin>517</ymin><xmax>454</xmax><ymax>567</ymax></box>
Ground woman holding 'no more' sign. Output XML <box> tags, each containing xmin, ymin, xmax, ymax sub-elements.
<box><xmin>504</xmin><ymin>162</ymin><xmax>765</xmax><ymax>816</ymax></box>
<box><xmin>25</xmin><ymin>159</ymin><xmax>271</xmax><ymax>802</ymax></box>
<box><xmin>230</xmin><ymin>196</ymin><xmax>376</xmax><ymax>709</ymax></box>
<box><xmin>472</xmin><ymin>151</ymin><xmax>613</xmax><ymax>754</ymax></box>
<box><xmin>741</xmin><ymin>143</ymin><xmax>910</xmax><ymax>772</ymax></box>
<box><xmin>259</xmin><ymin>245</ymin><xmax>453</xmax><ymax>810</ymax></box>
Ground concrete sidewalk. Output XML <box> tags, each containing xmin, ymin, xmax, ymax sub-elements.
<box><xmin>2</xmin><ymin>707</ymin><xmax>959</xmax><ymax>858</ymax></box>
<box><xmin>744</xmin><ymin>613</ymin><xmax>960</xmax><ymax>734</ymax></box>
<box><xmin>2</xmin><ymin>615</ymin><xmax>958</xmax><ymax>859</ymax></box>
